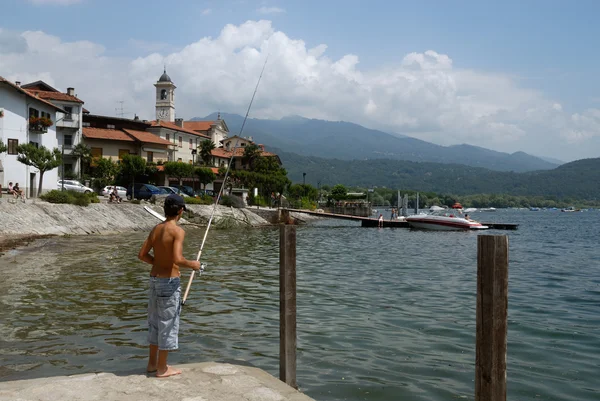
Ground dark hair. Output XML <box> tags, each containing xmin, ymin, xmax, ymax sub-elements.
<box><xmin>164</xmin><ymin>203</ymin><xmax>183</xmax><ymax>217</ymax></box>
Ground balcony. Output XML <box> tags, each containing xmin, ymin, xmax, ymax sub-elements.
<box><xmin>28</xmin><ymin>117</ymin><xmax>52</xmax><ymax>134</ymax></box>
<box><xmin>56</xmin><ymin>114</ymin><xmax>80</xmax><ymax>129</ymax></box>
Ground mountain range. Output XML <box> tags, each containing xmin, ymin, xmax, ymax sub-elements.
<box><xmin>197</xmin><ymin>113</ymin><xmax>560</xmax><ymax>172</ymax></box>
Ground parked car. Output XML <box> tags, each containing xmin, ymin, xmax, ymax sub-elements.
<box><xmin>57</xmin><ymin>180</ymin><xmax>94</xmax><ymax>194</ymax></box>
<box><xmin>196</xmin><ymin>189</ymin><xmax>216</xmax><ymax>197</ymax></box>
<box><xmin>101</xmin><ymin>186</ymin><xmax>127</xmax><ymax>198</ymax></box>
<box><xmin>126</xmin><ymin>183</ymin><xmax>166</xmax><ymax>200</ymax></box>
<box><xmin>171</xmin><ymin>185</ymin><xmax>196</xmax><ymax>197</ymax></box>
<box><xmin>158</xmin><ymin>186</ymin><xmax>191</xmax><ymax>197</ymax></box>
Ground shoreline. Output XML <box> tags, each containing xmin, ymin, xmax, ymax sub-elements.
<box><xmin>0</xmin><ymin>234</ymin><xmax>57</xmax><ymax>256</ymax></box>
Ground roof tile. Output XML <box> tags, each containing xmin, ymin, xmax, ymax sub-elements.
<box><xmin>184</xmin><ymin>120</ymin><xmax>215</xmax><ymax>132</ymax></box>
<box><xmin>82</xmin><ymin>127</ymin><xmax>135</xmax><ymax>142</ymax></box>
<box><xmin>122</xmin><ymin>129</ymin><xmax>172</xmax><ymax>145</ymax></box>
<box><xmin>151</xmin><ymin>120</ymin><xmax>211</xmax><ymax>138</ymax></box>
<box><xmin>0</xmin><ymin>76</ymin><xmax>66</xmax><ymax>112</ymax></box>
<box><xmin>24</xmin><ymin>89</ymin><xmax>84</xmax><ymax>104</ymax></box>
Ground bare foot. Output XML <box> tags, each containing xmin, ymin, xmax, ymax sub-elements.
<box><xmin>155</xmin><ymin>365</ymin><xmax>182</xmax><ymax>378</ymax></box>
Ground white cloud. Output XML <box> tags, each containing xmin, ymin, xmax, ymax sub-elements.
<box><xmin>201</xmin><ymin>8</ymin><xmax>212</xmax><ymax>15</ymax></box>
<box><xmin>257</xmin><ymin>6</ymin><xmax>285</xmax><ymax>14</ymax></box>
<box><xmin>28</xmin><ymin>0</ymin><xmax>81</xmax><ymax>5</ymax></box>
<box><xmin>1</xmin><ymin>20</ymin><xmax>598</xmax><ymax>161</ymax></box>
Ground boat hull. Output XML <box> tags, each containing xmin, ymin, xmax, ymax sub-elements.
<box><xmin>406</xmin><ymin>216</ymin><xmax>488</xmax><ymax>231</ymax></box>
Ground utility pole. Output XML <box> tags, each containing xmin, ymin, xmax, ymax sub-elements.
<box><xmin>115</xmin><ymin>101</ymin><xmax>127</xmax><ymax>118</ymax></box>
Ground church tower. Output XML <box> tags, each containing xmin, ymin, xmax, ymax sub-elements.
<box><xmin>154</xmin><ymin>68</ymin><xmax>176</xmax><ymax>122</ymax></box>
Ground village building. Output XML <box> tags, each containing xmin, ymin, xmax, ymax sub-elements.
<box><xmin>0</xmin><ymin>77</ymin><xmax>65</xmax><ymax>197</ymax></box>
<box><xmin>20</xmin><ymin>81</ymin><xmax>85</xmax><ymax>179</ymax></box>
<box><xmin>82</xmin><ymin>114</ymin><xmax>173</xmax><ymax>165</ymax></box>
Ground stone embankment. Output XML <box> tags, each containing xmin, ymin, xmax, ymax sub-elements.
<box><xmin>0</xmin><ymin>200</ymin><xmax>273</xmax><ymax>238</ymax></box>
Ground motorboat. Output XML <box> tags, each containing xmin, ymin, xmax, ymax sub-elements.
<box><xmin>464</xmin><ymin>207</ymin><xmax>477</xmax><ymax>213</ymax></box>
<box><xmin>480</xmin><ymin>207</ymin><xmax>496</xmax><ymax>212</ymax></box>
<box><xmin>561</xmin><ymin>206</ymin><xmax>581</xmax><ymax>212</ymax></box>
<box><xmin>406</xmin><ymin>205</ymin><xmax>488</xmax><ymax>231</ymax></box>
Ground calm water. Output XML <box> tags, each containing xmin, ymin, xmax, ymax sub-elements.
<box><xmin>0</xmin><ymin>209</ymin><xmax>599</xmax><ymax>400</ymax></box>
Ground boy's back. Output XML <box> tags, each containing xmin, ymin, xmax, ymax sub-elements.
<box><xmin>148</xmin><ymin>222</ymin><xmax>184</xmax><ymax>278</ymax></box>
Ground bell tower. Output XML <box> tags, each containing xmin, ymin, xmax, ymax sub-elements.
<box><xmin>154</xmin><ymin>68</ymin><xmax>176</xmax><ymax>122</ymax></box>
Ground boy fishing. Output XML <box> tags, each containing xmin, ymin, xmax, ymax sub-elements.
<box><xmin>138</xmin><ymin>194</ymin><xmax>201</xmax><ymax>378</ymax></box>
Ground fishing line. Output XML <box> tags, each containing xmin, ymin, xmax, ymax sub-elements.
<box><xmin>181</xmin><ymin>55</ymin><xmax>269</xmax><ymax>305</ymax></box>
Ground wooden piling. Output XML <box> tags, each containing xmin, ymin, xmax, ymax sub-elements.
<box><xmin>475</xmin><ymin>235</ymin><xmax>509</xmax><ymax>401</ymax></box>
<box><xmin>279</xmin><ymin>224</ymin><xmax>297</xmax><ymax>389</ymax></box>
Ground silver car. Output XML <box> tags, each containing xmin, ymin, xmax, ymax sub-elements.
<box><xmin>57</xmin><ymin>180</ymin><xmax>94</xmax><ymax>193</ymax></box>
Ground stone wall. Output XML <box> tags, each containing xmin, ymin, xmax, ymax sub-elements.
<box><xmin>0</xmin><ymin>201</ymin><xmax>271</xmax><ymax>237</ymax></box>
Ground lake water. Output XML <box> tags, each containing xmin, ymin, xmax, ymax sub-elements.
<box><xmin>0</xmin><ymin>209</ymin><xmax>599</xmax><ymax>400</ymax></box>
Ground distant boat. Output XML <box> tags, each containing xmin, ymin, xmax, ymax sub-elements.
<box><xmin>561</xmin><ymin>207</ymin><xmax>581</xmax><ymax>212</ymax></box>
<box><xmin>464</xmin><ymin>207</ymin><xmax>477</xmax><ymax>213</ymax></box>
<box><xmin>530</xmin><ymin>207</ymin><xmax>540</xmax><ymax>211</ymax></box>
<box><xmin>480</xmin><ymin>207</ymin><xmax>496</xmax><ymax>212</ymax></box>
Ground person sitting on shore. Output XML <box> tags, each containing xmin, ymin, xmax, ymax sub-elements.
<box><xmin>13</xmin><ymin>183</ymin><xmax>25</xmax><ymax>201</ymax></box>
<box><xmin>110</xmin><ymin>186</ymin><xmax>122</xmax><ymax>203</ymax></box>
<box><xmin>7</xmin><ymin>182</ymin><xmax>15</xmax><ymax>197</ymax></box>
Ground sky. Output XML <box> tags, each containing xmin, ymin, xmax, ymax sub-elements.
<box><xmin>1</xmin><ymin>0</ymin><xmax>600</xmax><ymax>162</ymax></box>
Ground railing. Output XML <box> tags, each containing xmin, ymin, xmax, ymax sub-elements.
<box><xmin>29</xmin><ymin>124</ymin><xmax>48</xmax><ymax>134</ymax></box>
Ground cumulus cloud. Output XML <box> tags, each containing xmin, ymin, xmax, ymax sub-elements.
<box><xmin>1</xmin><ymin>20</ymin><xmax>598</xmax><ymax>161</ymax></box>
<box><xmin>201</xmin><ymin>8</ymin><xmax>211</xmax><ymax>15</ymax></box>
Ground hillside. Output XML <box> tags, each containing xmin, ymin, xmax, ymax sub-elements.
<box><xmin>197</xmin><ymin>113</ymin><xmax>559</xmax><ymax>172</ymax></box>
<box><xmin>275</xmin><ymin>151</ymin><xmax>600</xmax><ymax>201</ymax></box>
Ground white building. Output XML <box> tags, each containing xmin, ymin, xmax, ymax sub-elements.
<box><xmin>0</xmin><ymin>77</ymin><xmax>65</xmax><ymax>197</ymax></box>
<box><xmin>20</xmin><ymin>81</ymin><xmax>85</xmax><ymax>179</ymax></box>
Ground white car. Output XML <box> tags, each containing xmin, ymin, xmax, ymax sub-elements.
<box><xmin>57</xmin><ymin>180</ymin><xmax>94</xmax><ymax>193</ymax></box>
<box><xmin>102</xmin><ymin>186</ymin><xmax>127</xmax><ymax>198</ymax></box>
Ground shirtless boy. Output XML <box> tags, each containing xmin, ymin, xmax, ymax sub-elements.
<box><xmin>138</xmin><ymin>194</ymin><xmax>201</xmax><ymax>378</ymax></box>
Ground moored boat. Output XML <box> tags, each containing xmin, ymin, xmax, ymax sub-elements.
<box><xmin>406</xmin><ymin>204</ymin><xmax>488</xmax><ymax>231</ymax></box>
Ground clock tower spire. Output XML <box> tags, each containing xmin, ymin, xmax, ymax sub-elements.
<box><xmin>154</xmin><ymin>67</ymin><xmax>176</xmax><ymax>122</ymax></box>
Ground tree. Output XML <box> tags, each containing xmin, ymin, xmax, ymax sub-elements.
<box><xmin>198</xmin><ymin>140</ymin><xmax>216</xmax><ymax>166</ymax></box>
<box><xmin>16</xmin><ymin>144</ymin><xmax>62</xmax><ymax>197</ymax></box>
<box><xmin>0</xmin><ymin>140</ymin><xmax>7</xmax><ymax>154</ymax></box>
<box><xmin>164</xmin><ymin>161</ymin><xmax>195</xmax><ymax>192</ymax></box>
<box><xmin>120</xmin><ymin>154</ymin><xmax>146</xmax><ymax>195</ymax></box>
<box><xmin>330</xmin><ymin>184</ymin><xmax>348</xmax><ymax>201</ymax></box>
<box><xmin>195</xmin><ymin>167</ymin><xmax>216</xmax><ymax>189</ymax></box>
<box><xmin>242</xmin><ymin>144</ymin><xmax>262</xmax><ymax>170</ymax></box>
<box><xmin>91</xmin><ymin>158</ymin><xmax>118</xmax><ymax>191</ymax></box>
<box><xmin>71</xmin><ymin>143</ymin><xmax>92</xmax><ymax>180</ymax></box>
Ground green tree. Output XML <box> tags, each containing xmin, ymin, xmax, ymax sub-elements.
<box><xmin>16</xmin><ymin>144</ymin><xmax>62</xmax><ymax>197</ymax></box>
<box><xmin>71</xmin><ymin>143</ymin><xmax>92</xmax><ymax>180</ymax></box>
<box><xmin>198</xmin><ymin>140</ymin><xmax>216</xmax><ymax>166</ymax></box>
<box><xmin>330</xmin><ymin>184</ymin><xmax>348</xmax><ymax>201</ymax></box>
<box><xmin>91</xmin><ymin>158</ymin><xmax>118</xmax><ymax>191</ymax></box>
<box><xmin>120</xmin><ymin>154</ymin><xmax>146</xmax><ymax>196</ymax></box>
<box><xmin>242</xmin><ymin>144</ymin><xmax>262</xmax><ymax>170</ymax></box>
<box><xmin>164</xmin><ymin>161</ymin><xmax>195</xmax><ymax>192</ymax></box>
<box><xmin>195</xmin><ymin>167</ymin><xmax>216</xmax><ymax>189</ymax></box>
<box><xmin>0</xmin><ymin>140</ymin><xmax>7</xmax><ymax>154</ymax></box>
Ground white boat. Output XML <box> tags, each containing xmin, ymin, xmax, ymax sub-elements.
<box><xmin>406</xmin><ymin>204</ymin><xmax>488</xmax><ymax>231</ymax></box>
<box><xmin>464</xmin><ymin>207</ymin><xmax>477</xmax><ymax>213</ymax></box>
<box><xmin>480</xmin><ymin>207</ymin><xmax>496</xmax><ymax>212</ymax></box>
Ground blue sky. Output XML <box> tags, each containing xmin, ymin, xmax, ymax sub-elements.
<box><xmin>2</xmin><ymin>0</ymin><xmax>600</xmax><ymax>160</ymax></box>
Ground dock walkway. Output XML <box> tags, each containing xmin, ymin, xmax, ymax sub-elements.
<box><xmin>284</xmin><ymin>208</ymin><xmax>519</xmax><ymax>230</ymax></box>
<box><xmin>0</xmin><ymin>362</ymin><xmax>314</xmax><ymax>401</ymax></box>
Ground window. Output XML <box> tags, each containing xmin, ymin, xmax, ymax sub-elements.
<box><xmin>189</xmin><ymin>159</ymin><xmax>193</xmax><ymax>164</ymax></box>
<box><xmin>177</xmin><ymin>158</ymin><xmax>182</xmax><ymax>162</ymax></box>
<box><xmin>118</xmin><ymin>149</ymin><xmax>130</xmax><ymax>160</ymax></box>
<box><xmin>64</xmin><ymin>106</ymin><xmax>73</xmax><ymax>120</ymax></box>
<box><xmin>166</xmin><ymin>133</ymin><xmax>170</xmax><ymax>141</ymax></box>
<box><xmin>179</xmin><ymin>136</ymin><xmax>182</xmax><ymax>148</ymax></box>
<box><xmin>64</xmin><ymin>134</ymin><xmax>73</xmax><ymax>147</ymax></box>
<box><xmin>90</xmin><ymin>147</ymin><xmax>103</xmax><ymax>166</ymax></box>
<box><xmin>147</xmin><ymin>151</ymin><xmax>153</xmax><ymax>162</ymax></box>
<box><xmin>160</xmin><ymin>89</ymin><xmax>167</xmax><ymax>100</ymax></box>
<box><xmin>8</xmin><ymin>139</ymin><xmax>18</xmax><ymax>154</ymax></box>
<box><xmin>189</xmin><ymin>138</ymin><xmax>193</xmax><ymax>149</ymax></box>
<box><xmin>107</xmin><ymin>124</ymin><xmax>115</xmax><ymax>129</ymax></box>
<box><xmin>29</xmin><ymin>108</ymin><xmax>39</xmax><ymax>118</ymax></box>
<box><xmin>29</xmin><ymin>141</ymin><xmax>39</xmax><ymax>148</ymax></box>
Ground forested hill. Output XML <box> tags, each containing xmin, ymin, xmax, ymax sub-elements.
<box><xmin>197</xmin><ymin>113</ymin><xmax>558</xmax><ymax>172</ymax></box>
<box><xmin>277</xmin><ymin>152</ymin><xmax>600</xmax><ymax>200</ymax></box>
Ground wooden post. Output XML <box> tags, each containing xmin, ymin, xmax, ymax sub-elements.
<box><xmin>476</xmin><ymin>235</ymin><xmax>509</xmax><ymax>401</ymax></box>
<box><xmin>279</xmin><ymin>224</ymin><xmax>297</xmax><ymax>388</ymax></box>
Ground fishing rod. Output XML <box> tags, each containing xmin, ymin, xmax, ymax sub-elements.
<box><xmin>181</xmin><ymin>55</ymin><xmax>269</xmax><ymax>305</ymax></box>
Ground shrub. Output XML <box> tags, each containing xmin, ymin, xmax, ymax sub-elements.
<box><xmin>185</xmin><ymin>195</ymin><xmax>213</xmax><ymax>205</ymax></box>
<box><xmin>40</xmin><ymin>190</ymin><xmax>72</xmax><ymax>204</ymax></box>
<box><xmin>220</xmin><ymin>195</ymin><xmax>245</xmax><ymax>208</ymax></box>
<box><xmin>130</xmin><ymin>199</ymin><xmax>141</xmax><ymax>204</ymax></box>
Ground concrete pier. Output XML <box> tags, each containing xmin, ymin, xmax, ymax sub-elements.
<box><xmin>0</xmin><ymin>362</ymin><xmax>315</xmax><ymax>401</ymax></box>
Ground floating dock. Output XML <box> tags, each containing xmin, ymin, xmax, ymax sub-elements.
<box><xmin>0</xmin><ymin>362</ymin><xmax>315</xmax><ymax>401</ymax></box>
<box><xmin>284</xmin><ymin>209</ymin><xmax>519</xmax><ymax>230</ymax></box>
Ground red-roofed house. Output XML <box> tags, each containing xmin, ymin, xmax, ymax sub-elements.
<box><xmin>20</xmin><ymin>81</ymin><xmax>85</xmax><ymax>180</ymax></box>
<box><xmin>0</xmin><ymin>77</ymin><xmax>67</xmax><ymax>196</ymax></box>
<box><xmin>183</xmin><ymin>115</ymin><xmax>229</xmax><ymax>145</ymax></box>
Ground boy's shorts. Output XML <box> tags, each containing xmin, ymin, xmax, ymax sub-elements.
<box><xmin>147</xmin><ymin>277</ymin><xmax>181</xmax><ymax>351</ymax></box>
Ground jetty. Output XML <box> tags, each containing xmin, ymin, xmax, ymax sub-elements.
<box><xmin>0</xmin><ymin>362</ymin><xmax>314</xmax><ymax>401</ymax></box>
<box><xmin>284</xmin><ymin>208</ymin><xmax>519</xmax><ymax>230</ymax></box>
